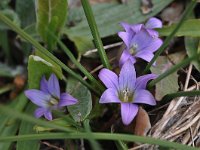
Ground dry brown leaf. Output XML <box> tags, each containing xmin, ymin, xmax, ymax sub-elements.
<box><xmin>134</xmin><ymin>107</ymin><xmax>151</xmax><ymax>136</ymax></box>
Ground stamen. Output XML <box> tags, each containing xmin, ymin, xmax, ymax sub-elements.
<box><xmin>130</xmin><ymin>43</ymin><xmax>138</xmax><ymax>55</ymax></box>
<box><xmin>119</xmin><ymin>88</ymin><xmax>133</xmax><ymax>103</ymax></box>
<box><xmin>49</xmin><ymin>97</ymin><xmax>58</xmax><ymax>105</ymax></box>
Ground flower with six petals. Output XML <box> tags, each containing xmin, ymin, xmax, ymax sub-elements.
<box><xmin>25</xmin><ymin>73</ymin><xmax>78</xmax><ymax>120</ymax></box>
<box><xmin>118</xmin><ymin>17</ymin><xmax>163</xmax><ymax>66</ymax></box>
<box><xmin>98</xmin><ymin>60</ymin><xmax>157</xmax><ymax>125</ymax></box>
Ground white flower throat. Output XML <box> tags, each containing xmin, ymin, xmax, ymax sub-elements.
<box><xmin>129</xmin><ymin>43</ymin><xmax>138</xmax><ymax>55</ymax></box>
<box><xmin>119</xmin><ymin>88</ymin><xmax>133</xmax><ymax>103</ymax></box>
<box><xmin>49</xmin><ymin>97</ymin><xmax>59</xmax><ymax>105</ymax></box>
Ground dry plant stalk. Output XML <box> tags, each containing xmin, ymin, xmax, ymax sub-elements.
<box><xmin>147</xmin><ymin>64</ymin><xmax>200</xmax><ymax>149</ymax></box>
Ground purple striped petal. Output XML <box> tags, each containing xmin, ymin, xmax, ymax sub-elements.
<box><xmin>145</xmin><ymin>17</ymin><xmax>162</xmax><ymax>29</ymax></box>
<box><xmin>146</xmin><ymin>29</ymin><xmax>159</xmax><ymax>37</ymax></box>
<box><xmin>119</xmin><ymin>60</ymin><xmax>136</xmax><ymax>92</ymax></box>
<box><xmin>131</xmin><ymin>29</ymin><xmax>155</xmax><ymax>53</ymax></box>
<box><xmin>120</xmin><ymin>22</ymin><xmax>131</xmax><ymax>32</ymax></box>
<box><xmin>118</xmin><ymin>31</ymin><xmax>133</xmax><ymax>48</ymax></box>
<box><xmin>121</xmin><ymin>103</ymin><xmax>138</xmax><ymax>125</ymax></box>
<box><xmin>48</xmin><ymin>74</ymin><xmax>60</xmax><ymax>99</ymax></box>
<box><xmin>99</xmin><ymin>88</ymin><xmax>120</xmax><ymax>103</ymax></box>
<box><xmin>40</xmin><ymin>76</ymin><xmax>48</xmax><ymax>93</ymax></box>
<box><xmin>59</xmin><ymin>93</ymin><xmax>78</xmax><ymax>106</ymax></box>
<box><xmin>130</xmin><ymin>24</ymin><xmax>143</xmax><ymax>33</ymax></box>
<box><xmin>44</xmin><ymin>110</ymin><xmax>53</xmax><ymax>120</ymax></box>
<box><xmin>134</xmin><ymin>89</ymin><xmax>156</xmax><ymax>105</ymax></box>
<box><xmin>138</xmin><ymin>38</ymin><xmax>163</xmax><ymax>53</ymax></box>
<box><xmin>135</xmin><ymin>74</ymin><xmax>157</xmax><ymax>90</ymax></box>
<box><xmin>25</xmin><ymin>89</ymin><xmax>51</xmax><ymax>107</ymax></box>
<box><xmin>135</xmin><ymin>51</ymin><xmax>154</xmax><ymax>63</ymax></box>
<box><xmin>34</xmin><ymin>107</ymin><xmax>46</xmax><ymax>118</ymax></box>
<box><xmin>119</xmin><ymin>50</ymin><xmax>136</xmax><ymax>67</ymax></box>
<box><xmin>98</xmin><ymin>68</ymin><xmax>119</xmax><ymax>90</ymax></box>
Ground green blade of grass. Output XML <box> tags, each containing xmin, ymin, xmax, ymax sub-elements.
<box><xmin>148</xmin><ymin>55</ymin><xmax>197</xmax><ymax>88</ymax></box>
<box><xmin>0</xmin><ymin>132</ymin><xmax>198</xmax><ymax>150</ymax></box>
<box><xmin>0</xmin><ymin>13</ymin><xmax>100</xmax><ymax>96</ymax></box>
<box><xmin>81</xmin><ymin>0</ymin><xmax>111</xmax><ymax>69</ymax></box>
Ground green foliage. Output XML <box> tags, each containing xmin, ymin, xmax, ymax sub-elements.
<box><xmin>16</xmin><ymin>0</ymin><xmax>36</xmax><ymax>27</ymax></box>
<box><xmin>67</xmin><ymin>77</ymin><xmax>92</xmax><ymax>122</ymax></box>
<box><xmin>151</xmin><ymin>54</ymin><xmax>183</xmax><ymax>100</ymax></box>
<box><xmin>17</xmin><ymin>103</ymin><xmax>40</xmax><ymax>150</ymax></box>
<box><xmin>65</xmin><ymin>0</ymin><xmax>173</xmax><ymax>54</ymax></box>
<box><xmin>27</xmin><ymin>55</ymin><xmax>63</xmax><ymax>89</ymax></box>
<box><xmin>0</xmin><ymin>9</ymin><xmax>20</xmax><ymax>30</ymax></box>
<box><xmin>185</xmin><ymin>37</ymin><xmax>200</xmax><ymax>71</ymax></box>
<box><xmin>36</xmin><ymin>0</ymin><xmax>68</xmax><ymax>51</ymax></box>
<box><xmin>0</xmin><ymin>93</ymin><xmax>28</xmax><ymax>150</ymax></box>
<box><xmin>158</xmin><ymin>19</ymin><xmax>200</xmax><ymax>37</ymax></box>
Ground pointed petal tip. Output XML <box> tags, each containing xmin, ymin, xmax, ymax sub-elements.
<box><xmin>48</xmin><ymin>73</ymin><xmax>60</xmax><ymax>99</ymax></box>
<box><xmin>59</xmin><ymin>93</ymin><xmax>78</xmax><ymax>106</ymax></box>
<box><xmin>121</xmin><ymin>103</ymin><xmax>138</xmax><ymax>125</ymax></box>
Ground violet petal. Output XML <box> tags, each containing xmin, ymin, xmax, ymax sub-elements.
<box><xmin>134</xmin><ymin>89</ymin><xmax>156</xmax><ymax>105</ymax></box>
<box><xmin>130</xmin><ymin>24</ymin><xmax>143</xmax><ymax>33</ymax></box>
<box><xmin>99</xmin><ymin>88</ymin><xmax>120</xmax><ymax>103</ymax></box>
<box><xmin>131</xmin><ymin>29</ymin><xmax>155</xmax><ymax>52</ymax></box>
<box><xmin>145</xmin><ymin>17</ymin><xmax>162</xmax><ymax>29</ymax></box>
<box><xmin>34</xmin><ymin>107</ymin><xmax>46</xmax><ymax>118</ymax></box>
<box><xmin>135</xmin><ymin>74</ymin><xmax>157</xmax><ymax>89</ymax></box>
<box><xmin>120</xmin><ymin>22</ymin><xmax>131</xmax><ymax>32</ymax></box>
<box><xmin>118</xmin><ymin>31</ymin><xmax>132</xmax><ymax>48</ymax></box>
<box><xmin>59</xmin><ymin>93</ymin><xmax>78</xmax><ymax>106</ymax></box>
<box><xmin>40</xmin><ymin>76</ymin><xmax>49</xmax><ymax>93</ymax></box>
<box><xmin>119</xmin><ymin>60</ymin><xmax>136</xmax><ymax>92</ymax></box>
<box><xmin>99</xmin><ymin>68</ymin><xmax>119</xmax><ymax>90</ymax></box>
<box><xmin>137</xmin><ymin>38</ymin><xmax>163</xmax><ymax>53</ymax></box>
<box><xmin>135</xmin><ymin>51</ymin><xmax>154</xmax><ymax>63</ymax></box>
<box><xmin>121</xmin><ymin>103</ymin><xmax>138</xmax><ymax>125</ymax></box>
<box><xmin>44</xmin><ymin>110</ymin><xmax>53</xmax><ymax>120</ymax></box>
<box><xmin>25</xmin><ymin>89</ymin><xmax>51</xmax><ymax>107</ymax></box>
<box><xmin>48</xmin><ymin>74</ymin><xmax>60</xmax><ymax>99</ymax></box>
<box><xmin>119</xmin><ymin>50</ymin><xmax>136</xmax><ymax>67</ymax></box>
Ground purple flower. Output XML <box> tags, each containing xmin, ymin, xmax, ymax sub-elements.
<box><xmin>25</xmin><ymin>74</ymin><xmax>78</xmax><ymax>120</ymax></box>
<box><xmin>118</xmin><ymin>17</ymin><xmax>163</xmax><ymax>66</ymax></box>
<box><xmin>98</xmin><ymin>60</ymin><xmax>157</xmax><ymax>125</ymax></box>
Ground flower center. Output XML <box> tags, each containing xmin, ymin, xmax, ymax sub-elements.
<box><xmin>119</xmin><ymin>88</ymin><xmax>133</xmax><ymax>103</ymax></box>
<box><xmin>49</xmin><ymin>97</ymin><xmax>59</xmax><ymax>106</ymax></box>
<box><xmin>130</xmin><ymin>43</ymin><xmax>138</xmax><ymax>55</ymax></box>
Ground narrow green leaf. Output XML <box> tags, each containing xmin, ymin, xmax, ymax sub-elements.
<box><xmin>0</xmin><ymin>9</ymin><xmax>20</xmax><ymax>30</ymax></box>
<box><xmin>36</xmin><ymin>0</ymin><xmax>67</xmax><ymax>50</ymax></box>
<box><xmin>67</xmin><ymin>77</ymin><xmax>92</xmax><ymax>122</ymax></box>
<box><xmin>0</xmin><ymin>93</ymin><xmax>28</xmax><ymax>150</ymax></box>
<box><xmin>185</xmin><ymin>37</ymin><xmax>200</xmax><ymax>71</ymax></box>
<box><xmin>0</xmin><ymin>132</ymin><xmax>198</xmax><ymax>150</ymax></box>
<box><xmin>158</xmin><ymin>19</ymin><xmax>200</xmax><ymax>37</ymax></box>
<box><xmin>17</xmin><ymin>103</ymin><xmax>40</xmax><ymax>150</ymax></box>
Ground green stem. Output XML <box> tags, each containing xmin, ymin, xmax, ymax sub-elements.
<box><xmin>148</xmin><ymin>55</ymin><xmax>197</xmax><ymax>88</ymax></box>
<box><xmin>143</xmin><ymin>0</ymin><xmax>197</xmax><ymax>74</ymax></box>
<box><xmin>84</xmin><ymin>119</ymin><xmax>101</xmax><ymax>150</ymax></box>
<box><xmin>162</xmin><ymin>90</ymin><xmax>200</xmax><ymax>102</ymax></box>
<box><xmin>0</xmin><ymin>13</ymin><xmax>100</xmax><ymax>97</ymax></box>
<box><xmin>0</xmin><ymin>104</ymin><xmax>78</xmax><ymax>132</ymax></box>
<box><xmin>0</xmin><ymin>132</ymin><xmax>198</xmax><ymax>150</ymax></box>
<box><xmin>81</xmin><ymin>0</ymin><xmax>111</xmax><ymax>69</ymax></box>
<box><xmin>55</xmin><ymin>36</ymin><xmax>105</xmax><ymax>92</ymax></box>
